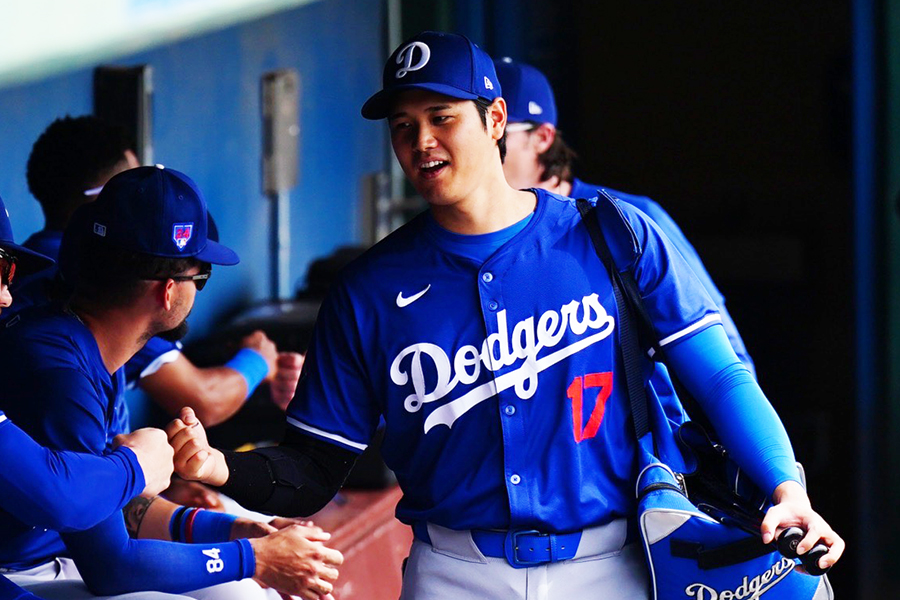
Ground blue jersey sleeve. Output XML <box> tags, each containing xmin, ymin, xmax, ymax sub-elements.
<box><xmin>623</xmin><ymin>194</ymin><xmax>756</xmax><ymax>375</ymax></box>
<box><xmin>285</xmin><ymin>282</ymin><xmax>381</xmax><ymax>453</ymax></box>
<box><xmin>596</xmin><ymin>196</ymin><xmax>721</xmax><ymax>344</ymax></box>
<box><xmin>61</xmin><ymin>512</ymin><xmax>254</xmax><ymax>596</ymax></box>
<box><xmin>665</xmin><ymin>325</ymin><xmax>800</xmax><ymax>497</ymax></box>
<box><xmin>0</xmin><ymin>574</ymin><xmax>39</xmax><ymax>600</ymax></box>
<box><xmin>125</xmin><ymin>337</ymin><xmax>182</xmax><ymax>389</ymax></box>
<box><xmin>0</xmin><ymin>413</ymin><xmax>144</xmax><ymax>532</ymax></box>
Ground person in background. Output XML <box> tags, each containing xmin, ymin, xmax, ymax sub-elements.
<box><xmin>493</xmin><ymin>57</ymin><xmax>755</xmax><ymax>375</ymax></box>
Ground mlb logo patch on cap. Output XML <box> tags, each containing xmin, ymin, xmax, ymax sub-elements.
<box><xmin>173</xmin><ymin>223</ymin><xmax>194</xmax><ymax>251</ymax></box>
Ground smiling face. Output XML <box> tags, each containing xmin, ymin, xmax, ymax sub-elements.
<box><xmin>388</xmin><ymin>89</ymin><xmax>506</xmax><ymax>208</ymax></box>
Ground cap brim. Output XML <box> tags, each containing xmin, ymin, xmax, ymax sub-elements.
<box><xmin>0</xmin><ymin>241</ymin><xmax>55</xmax><ymax>276</ymax></box>
<box><xmin>195</xmin><ymin>240</ymin><xmax>240</xmax><ymax>266</ymax></box>
<box><xmin>361</xmin><ymin>83</ymin><xmax>481</xmax><ymax>120</ymax></box>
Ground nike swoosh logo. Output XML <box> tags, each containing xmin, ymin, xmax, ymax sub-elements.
<box><xmin>396</xmin><ymin>284</ymin><xmax>431</xmax><ymax>308</ymax></box>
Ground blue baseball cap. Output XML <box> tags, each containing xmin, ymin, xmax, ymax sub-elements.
<box><xmin>362</xmin><ymin>31</ymin><xmax>501</xmax><ymax>120</ymax></box>
<box><xmin>493</xmin><ymin>57</ymin><xmax>557</xmax><ymax>126</ymax></box>
<box><xmin>85</xmin><ymin>165</ymin><xmax>239</xmax><ymax>265</ymax></box>
<box><xmin>0</xmin><ymin>194</ymin><xmax>54</xmax><ymax>276</ymax></box>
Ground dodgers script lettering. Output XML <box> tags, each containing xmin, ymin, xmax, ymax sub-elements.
<box><xmin>390</xmin><ymin>293</ymin><xmax>615</xmax><ymax>433</ymax></box>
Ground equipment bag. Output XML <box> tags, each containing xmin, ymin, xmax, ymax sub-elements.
<box><xmin>576</xmin><ymin>196</ymin><xmax>833</xmax><ymax>600</ymax></box>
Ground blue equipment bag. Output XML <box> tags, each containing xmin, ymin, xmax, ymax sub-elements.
<box><xmin>576</xmin><ymin>198</ymin><xmax>833</xmax><ymax>600</ymax></box>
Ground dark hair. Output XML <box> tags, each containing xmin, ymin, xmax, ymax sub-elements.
<box><xmin>27</xmin><ymin>116</ymin><xmax>134</xmax><ymax>226</ymax></box>
<box><xmin>537</xmin><ymin>129</ymin><xmax>578</xmax><ymax>184</ymax></box>
<box><xmin>71</xmin><ymin>236</ymin><xmax>203</xmax><ymax>309</ymax></box>
<box><xmin>473</xmin><ymin>99</ymin><xmax>507</xmax><ymax>162</ymax></box>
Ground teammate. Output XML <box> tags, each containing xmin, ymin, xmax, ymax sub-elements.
<box><xmin>0</xmin><ymin>167</ymin><xmax>342</xmax><ymax>599</ymax></box>
<box><xmin>168</xmin><ymin>31</ymin><xmax>843</xmax><ymax>598</ymax></box>
<box><xmin>0</xmin><ymin>193</ymin><xmax>181</xmax><ymax>600</ymax></box>
<box><xmin>494</xmin><ymin>57</ymin><xmax>755</xmax><ymax>375</ymax></box>
<box><xmin>14</xmin><ymin>115</ymin><xmax>302</xmax><ymax>428</ymax></box>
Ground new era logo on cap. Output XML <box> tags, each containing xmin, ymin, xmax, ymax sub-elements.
<box><xmin>528</xmin><ymin>101</ymin><xmax>543</xmax><ymax>115</ymax></box>
<box><xmin>362</xmin><ymin>31</ymin><xmax>501</xmax><ymax>120</ymax></box>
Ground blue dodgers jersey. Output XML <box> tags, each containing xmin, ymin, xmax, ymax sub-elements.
<box><xmin>570</xmin><ymin>179</ymin><xmax>754</xmax><ymax>374</ymax></box>
<box><xmin>0</xmin><ymin>305</ymin><xmax>129</xmax><ymax>569</ymax></box>
<box><xmin>287</xmin><ymin>190</ymin><xmax>721</xmax><ymax>533</ymax></box>
<box><xmin>9</xmin><ymin>229</ymin><xmax>180</xmax><ymax>387</ymax></box>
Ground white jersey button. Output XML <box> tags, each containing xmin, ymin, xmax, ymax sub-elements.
<box><xmin>488</xmin><ymin>300</ymin><xmax>499</xmax><ymax>311</ymax></box>
<box><xmin>510</xmin><ymin>474</ymin><xmax>521</xmax><ymax>485</ymax></box>
<box><xmin>482</xmin><ymin>272</ymin><xmax>494</xmax><ymax>283</ymax></box>
<box><xmin>504</xmin><ymin>405</ymin><xmax>516</xmax><ymax>416</ymax></box>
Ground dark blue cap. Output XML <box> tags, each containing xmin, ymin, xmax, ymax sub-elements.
<box><xmin>493</xmin><ymin>57</ymin><xmax>557</xmax><ymax>126</ymax></box>
<box><xmin>0</xmin><ymin>194</ymin><xmax>54</xmax><ymax>275</ymax></box>
<box><xmin>86</xmin><ymin>165</ymin><xmax>239</xmax><ymax>265</ymax></box>
<box><xmin>362</xmin><ymin>31</ymin><xmax>501</xmax><ymax>120</ymax></box>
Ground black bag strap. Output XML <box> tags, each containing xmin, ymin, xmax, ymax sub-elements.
<box><xmin>575</xmin><ymin>198</ymin><xmax>651</xmax><ymax>440</ymax></box>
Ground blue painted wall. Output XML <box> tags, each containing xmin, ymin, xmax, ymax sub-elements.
<box><xmin>0</xmin><ymin>0</ymin><xmax>386</xmax><ymax>337</ymax></box>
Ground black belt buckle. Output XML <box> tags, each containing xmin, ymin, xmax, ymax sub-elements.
<box><xmin>504</xmin><ymin>529</ymin><xmax>547</xmax><ymax>568</ymax></box>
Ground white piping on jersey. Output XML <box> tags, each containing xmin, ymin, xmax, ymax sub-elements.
<box><xmin>389</xmin><ymin>293</ymin><xmax>616</xmax><ymax>433</ymax></box>
<box><xmin>657</xmin><ymin>314</ymin><xmax>722</xmax><ymax>348</ymax></box>
<box><xmin>286</xmin><ymin>417</ymin><xmax>368</xmax><ymax>451</ymax></box>
<box><xmin>0</xmin><ymin>414</ymin><xmax>6</xmax><ymax>425</ymax></box>
<box><xmin>138</xmin><ymin>349</ymin><xmax>182</xmax><ymax>380</ymax></box>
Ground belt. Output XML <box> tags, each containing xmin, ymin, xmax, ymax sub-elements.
<box><xmin>412</xmin><ymin>522</ymin><xmax>583</xmax><ymax>568</ymax></box>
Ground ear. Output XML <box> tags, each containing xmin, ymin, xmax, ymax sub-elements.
<box><xmin>157</xmin><ymin>279</ymin><xmax>176</xmax><ymax>311</ymax></box>
<box><xmin>530</xmin><ymin>123</ymin><xmax>557</xmax><ymax>154</ymax></box>
<box><xmin>489</xmin><ymin>97</ymin><xmax>508</xmax><ymax>142</ymax></box>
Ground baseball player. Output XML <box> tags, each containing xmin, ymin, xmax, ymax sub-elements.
<box><xmin>168</xmin><ymin>31</ymin><xmax>843</xmax><ymax>599</ymax></box>
<box><xmin>0</xmin><ymin>193</ymin><xmax>184</xmax><ymax>600</ymax></box>
<box><xmin>494</xmin><ymin>57</ymin><xmax>755</xmax><ymax>376</ymax></box>
<box><xmin>0</xmin><ymin>167</ymin><xmax>342</xmax><ymax>600</ymax></box>
<box><xmin>14</xmin><ymin>115</ymin><xmax>302</xmax><ymax>430</ymax></box>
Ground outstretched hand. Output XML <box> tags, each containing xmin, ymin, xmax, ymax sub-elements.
<box><xmin>113</xmin><ymin>427</ymin><xmax>174</xmax><ymax>497</ymax></box>
<box><xmin>165</xmin><ymin>407</ymin><xmax>228</xmax><ymax>486</ymax></box>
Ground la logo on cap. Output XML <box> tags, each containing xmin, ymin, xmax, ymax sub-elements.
<box><xmin>395</xmin><ymin>41</ymin><xmax>431</xmax><ymax>78</ymax></box>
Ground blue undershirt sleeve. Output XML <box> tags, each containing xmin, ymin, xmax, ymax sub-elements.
<box><xmin>0</xmin><ymin>416</ymin><xmax>144</xmax><ymax>532</ymax></box>
<box><xmin>61</xmin><ymin>512</ymin><xmax>254</xmax><ymax>596</ymax></box>
<box><xmin>665</xmin><ymin>324</ymin><xmax>801</xmax><ymax>497</ymax></box>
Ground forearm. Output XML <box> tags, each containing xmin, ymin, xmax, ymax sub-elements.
<box><xmin>0</xmin><ymin>417</ymin><xmax>143</xmax><ymax>531</ymax></box>
<box><xmin>666</xmin><ymin>324</ymin><xmax>800</xmax><ymax>497</ymax></box>
<box><xmin>216</xmin><ymin>430</ymin><xmax>356</xmax><ymax>517</ymax></box>
<box><xmin>143</xmin><ymin>364</ymin><xmax>249</xmax><ymax>426</ymax></box>
<box><xmin>124</xmin><ymin>495</ymin><xmax>239</xmax><ymax>544</ymax></box>
<box><xmin>62</xmin><ymin>513</ymin><xmax>253</xmax><ymax>596</ymax></box>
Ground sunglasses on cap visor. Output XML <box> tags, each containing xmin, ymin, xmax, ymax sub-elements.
<box><xmin>144</xmin><ymin>266</ymin><xmax>211</xmax><ymax>291</ymax></box>
<box><xmin>0</xmin><ymin>247</ymin><xmax>16</xmax><ymax>287</ymax></box>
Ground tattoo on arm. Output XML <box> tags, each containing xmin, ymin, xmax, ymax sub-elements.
<box><xmin>123</xmin><ymin>496</ymin><xmax>158</xmax><ymax>538</ymax></box>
